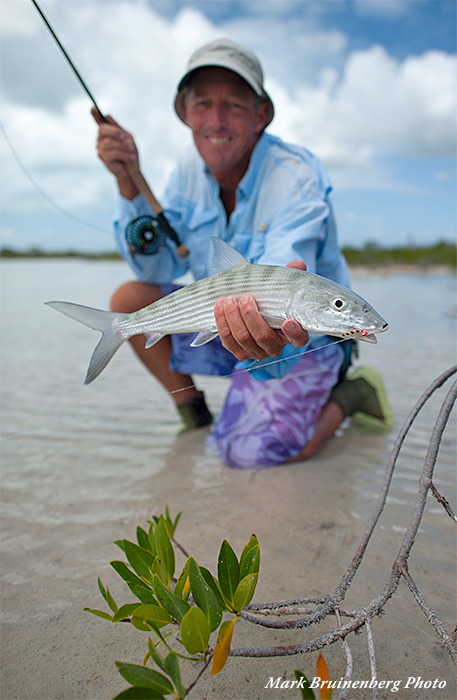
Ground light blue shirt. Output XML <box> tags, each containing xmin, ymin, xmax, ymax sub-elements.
<box><xmin>115</xmin><ymin>132</ymin><xmax>349</xmax><ymax>286</ymax></box>
<box><xmin>113</xmin><ymin>131</ymin><xmax>350</xmax><ymax>378</ymax></box>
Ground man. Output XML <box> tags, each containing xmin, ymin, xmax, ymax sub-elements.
<box><xmin>93</xmin><ymin>39</ymin><xmax>391</xmax><ymax>469</ymax></box>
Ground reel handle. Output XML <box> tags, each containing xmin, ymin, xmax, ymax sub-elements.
<box><xmin>125</xmin><ymin>162</ymin><xmax>189</xmax><ymax>258</ymax></box>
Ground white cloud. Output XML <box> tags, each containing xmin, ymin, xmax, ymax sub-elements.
<box><xmin>270</xmin><ymin>45</ymin><xmax>457</xmax><ymax>172</ymax></box>
<box><xmin>0</xmin><ymin>0</ymin><xmax>455</xmax><ymax>246</ymax></box>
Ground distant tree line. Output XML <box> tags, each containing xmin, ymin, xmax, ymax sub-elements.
<box><xmin>1</xmin><ymin>241</ymin><xmax>455</xmax><ymax>267</ymax></box>
<box><xmin>341</xmin><ymin>241</ymin><xmax>456</xmax><ymax>268</ymax></box>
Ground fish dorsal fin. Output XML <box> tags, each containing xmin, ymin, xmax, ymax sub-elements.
<box><xmin>211</xmin><ymin>237</ymin><xmax>248</xmax><ymax>275</ymax></box>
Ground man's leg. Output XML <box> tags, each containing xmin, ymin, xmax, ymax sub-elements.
<box><xmin>286</xmin><ymin>400</ymin><xmax>344</xmax><ymax>462</ymax></box>
<box><xmin>111</xmin><ymin>281</ymin><xmax>212</xmax><ymax>427</ymax></box>
<box><xmin>287</xmin><ymin>366</ymin><xmax>393</xmax><ymax>462</ymax></box>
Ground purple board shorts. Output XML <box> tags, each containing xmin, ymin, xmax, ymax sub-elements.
<box><xmin>161</xmin><ymin>284</ymin><xmax>343</xmax><ymax>469</ymax></box>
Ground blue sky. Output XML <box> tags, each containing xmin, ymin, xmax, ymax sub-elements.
<box><xmin>1</xmin><ymin>0</ymin><xmax>456</xmax><ymax>252</ymax></box>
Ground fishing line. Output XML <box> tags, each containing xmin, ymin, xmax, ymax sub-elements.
<box><xmin>167</xmin><ymin>336</ymin><xmax>350</xmax><ymax>398</ymax></box>
<box><xmin>29</xmin><ymin>0</ymin><xmax>189</xmax><ymax>257</ymax></box>
<box><xmin>0</xmin><ymin>119</ymin><xmax>112</xmax><ymax>236</ymax></box>
<box><xmin>2</xmin><ymin>338</ymin><xmax>350</xmax><ymax>441</ymax></box>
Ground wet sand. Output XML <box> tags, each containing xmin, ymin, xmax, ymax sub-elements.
<box><xmin>1</xmin><ymin>261</ymin><xmax>456</xmax><ymax>699</ymax></box>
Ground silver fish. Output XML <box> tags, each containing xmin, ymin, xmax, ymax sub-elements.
<box><xmin>46</xmin><ymin>238</ymin><xmax>388</xmax><ymax>384</ymax></box>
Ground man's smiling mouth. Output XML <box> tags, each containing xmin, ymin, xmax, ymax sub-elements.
<box><xmin>207</xmin><ymin>136</ymin><xmax>231</xmax><ymax>144</ymax></box>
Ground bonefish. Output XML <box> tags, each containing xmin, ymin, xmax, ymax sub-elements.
<box><xmin>46</xmin><ymin>238</ymin><xmax>388</xmax><ymax>384</ymax></box>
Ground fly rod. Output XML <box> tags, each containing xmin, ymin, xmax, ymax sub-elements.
<box><xmin>30</xmin><ymin>0</ymin><xmax>188</xmax><ymax>258</ymax></box>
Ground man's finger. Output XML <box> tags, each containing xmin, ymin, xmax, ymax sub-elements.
<box><xmin>286</xmin><ymin>259</ymin><xmax>307</xmax><ymax>271</ymax></box>
<box><xmin>238</xmin><ymin>295</ymin><xmax>288</xmax><ymax>357</ymax></box>
<box><xmin>281</xmin><ymin>319</ymin><xmax>309</xmax><ymax>347</ymax></box>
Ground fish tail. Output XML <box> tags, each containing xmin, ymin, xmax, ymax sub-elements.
<box><xmin>45</xmin><ymin>301</ymin><xmax>126</xmax><ymax>384</ymax></box>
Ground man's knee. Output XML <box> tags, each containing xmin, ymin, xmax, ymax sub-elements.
<box><xmin>110</xmin><ymin>281</ymin><xmax>162</xmax><ymax>313</ymax></box>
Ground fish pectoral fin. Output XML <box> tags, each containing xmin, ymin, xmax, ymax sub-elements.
<box><xmin>190</xmin><ymin>331</ymin><xmax>220</xmax><ymax>347</ymax></box>
<box><xmin>211</xmin><ymin>237</ymin><xmax>248</xmax><ymax>274</ymax></box>
<box><xmin>145</xmin><ymin>332</ymin><xmax>165</xmax><ymax>349</ymax></box>
<box><xmin>259</xmin><ymin>311</ymin><xmax>285</xmax><ymax>328</ymax></box>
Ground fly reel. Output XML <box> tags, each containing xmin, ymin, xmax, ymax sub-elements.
<box><xmin>126</xmin><ymin>215</ymin><xmax>166</xmax><ymax>256</ymax></box>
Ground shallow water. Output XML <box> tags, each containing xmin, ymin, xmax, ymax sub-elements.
<box><xmin>1</xmin><ymin>260</ymin><xmax>456</xmax><ymax>699</ymax></box>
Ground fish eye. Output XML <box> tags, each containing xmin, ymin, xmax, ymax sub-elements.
<box><xmin>331</xmin><ymin>296</ymin><xmax>347</xmax><ymax>312</ymax></box>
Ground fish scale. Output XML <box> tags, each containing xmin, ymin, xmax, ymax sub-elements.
<box><xmin>115</xmin><ymin>264</ymin><xmax>297</xmax><ymax>338</ymax></box>
<box><xmin>45</xmin><ymin>238</ymin><xmax>388</xmax><ymax>384</ymax></box>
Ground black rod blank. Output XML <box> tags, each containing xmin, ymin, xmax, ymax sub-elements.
<box><xmin>30</xmin><ymin>0</ymin><xmax>107</xmax><ymax>121</ymax></box>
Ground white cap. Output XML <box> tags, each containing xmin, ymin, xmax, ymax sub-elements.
<box><xmin>174</xmin><ymin>38</ymin><xmax>274</xmax><ymax>127</ymax></box>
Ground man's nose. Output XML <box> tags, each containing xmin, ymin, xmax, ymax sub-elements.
<box><xmin>207</xmin><ymin>104</ymin><xmax>228</xmax><ymax>128</ymax></box>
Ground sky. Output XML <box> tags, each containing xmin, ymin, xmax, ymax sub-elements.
<box><xmin>0</xmin><ymin>0</ymin><xmax>456</xmax><ymax>252</ymax></box>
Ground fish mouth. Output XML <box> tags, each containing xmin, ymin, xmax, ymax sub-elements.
<box><xmin>343</xmin><ymin>323</ymin><xmax>389</xmax><ymax>344</ymax></box>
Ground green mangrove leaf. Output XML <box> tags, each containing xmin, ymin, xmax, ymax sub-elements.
<box><xmin>131</xmin><ymin>605</ymin><xmax>173</xmax><ymax>632</ymax></box>
<box><xmin>105</xmin><ymin>586</ymin><xmax>119</xmax><ymax>613</ymax></box>
<box><xmin>154</xmin><ymin>516</ymin><xmax>175</xmax><ymax>582</ymax></box>
<box><xmin>163</xmin><ymin>651</ymin><xmax>186</xmax><ymax>698</ymax></box>
<box><xmin>217</xmin><ymin>540</ymin><xmax>240</xmax><ymax>607</ymax></box>
<box><xmin>151</xmin><ymin>556</ymin><xmax>169</xmax><ymax>586</ymax></box>
<box><xmin>137</xmin><ymin>526</ymin><xmax>153</xmax><ymax>552</ymax></box>
<box><xmin>173</xmin><ymin>560</ymin><xmax>190</xmax><ymax>600</ymax></box>
<box><xmin>239</xmin><ymin>543</ymin><xmax>260</xmax><ymax>580</ymax></box>
<box><xmin>112</xmin><ymin>603</ymin><xmax>142</xmax><ymax>623</ymax></box>
<box><xmin>233</xmin><ymin>573</ymin><xmax>258</xmax><ymax>612</ymax></box>
<box><xmin>83</xmin><ymin>608</ymin><xmax>113</xmax><ymax>622</ymax></box>
<box><xmin>211</xmin><ymin>618</ymin><xmax>237</xmax><ymax>675</ymax></box>
<box><xmin>111</xmin><ymin>687</ymin><xmax>164</xmax><ymax>699</ymax></box>
<box><xmin>97</xmin><ymin>577</ymin><xmax>107</xmax><ymax>599</ymax></box>
<box><xmin>180</xmin><ymin>606</ymin><xmax>210</xmax><ymax>655</ymax></box>
<box><xmin>168</xmin><ymin>506</ymin><xmax>182</xmax><ymax>538</ymax></box>
<box><xmin>111</xmin><ymin>561</ymin><xmax>154</xmax><ymax>592</ymax></box>
<box><xmin>123</xmin><ymin>540</ymin><xmax>156</xmax><ymax>581</ymax></box>
<box><xmin>153</xmin><ymin>575</ymin><xmax>190</xmax><ymax>623</ymax></box>
<box><xmin>115</xmin><ymin>662</ymin><xmax>174</xmax><ymax>695</ymax></box>
<box><xmin>188</xmin><ymin>557</ymin><xmax>222</xmax><ymax>632</ymax></box>
<box><xmin>114</xmin><ymin>540</ymin><xmax>126</xmax><ymax>552</ymax></box>
<box><xmin>199</xmin><ymin>567</ymin><xmax>228</xmax><ymax>611</ymax></box>
<box><xmin>240</xmin><ymin>534</ymin><xmax>259</xmax><ymax>563</ymax></box>
<box><xmin>147</xmin><ymin>639</ymin><xmax>166</xmax><ymax>673</ymax></box>
<box><xmin>127</xmin><ymin>584</ymin><xmax>158</xmax><ymax>606</ymax></box>
<box><xmin>293</xmin><ymin>670</ymin><xmax>316</xmax><ymax>700</ymax></box>
<box><xmin>97</xmin><ymin>578</ymin><xmax>118</xmax><ymax>613</ymax></box>
<box><xmin>147</xmin><ymin>523</ymin><xmax>157</xmax><ymax>557</ymax></box>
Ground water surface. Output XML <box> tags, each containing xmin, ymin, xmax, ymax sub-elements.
<box><xmin>1</xmin><ymin>260</ymin><xmax>456</xmax><ymax>699</ymax></box>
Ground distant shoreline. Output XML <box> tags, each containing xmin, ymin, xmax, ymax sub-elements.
<box><xmin>1</xmin><ymin>242</ymin><xmax>455</xmax><ymax>271</ymax></box>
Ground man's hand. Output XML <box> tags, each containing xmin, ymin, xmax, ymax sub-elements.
<box><xmin>214</xmin><ymin>260</ymin><xmax>309</xmax><ymax>361</ymax></box>
<box><xmin>91</xmin><ymin>108</ymin><xmax>139</xmax><ymax>199</ymax></box>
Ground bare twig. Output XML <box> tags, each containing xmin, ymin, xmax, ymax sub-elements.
<box><xmin>173</xmin><ymin>537</ymin><xmax>190</xmax><ymax>559</ymax></box>
<box><xmin>246</xmin><ymin>596</ymin><xmax>328</xmax><ymax>611</ymax></box>
<box><xmin>228</xmin><ymin>367</ymin><xmax>457</xmax><ymax>672</ymax></box>
<box><xmin>365</xmin><ymin>619</ymin><xmax>378</xmax><ymax>700</ymax></box>
<box><xmin>400</xmin><ymin>566</ymin><xmax>457</xmax><ymax>664</ymax></box>
<box><xmin>335</xmin><ymin>608</ymin><xmax>353</xmax><ymax>700</ymax></box>
<box><xmin>430</xmin><ymin>482</ymin><xmax>457</xmax><ymax>522</ymax></box>
<box><xmin>184</xmin><ymin>652</ymin><xmax>213</xmax><ymax>697</ymax></box>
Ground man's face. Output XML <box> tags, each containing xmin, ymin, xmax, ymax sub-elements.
<box><xmin>182</xmin><ymin>67</ymin><xmax>269</xmax><ymax>184</ymax></box>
